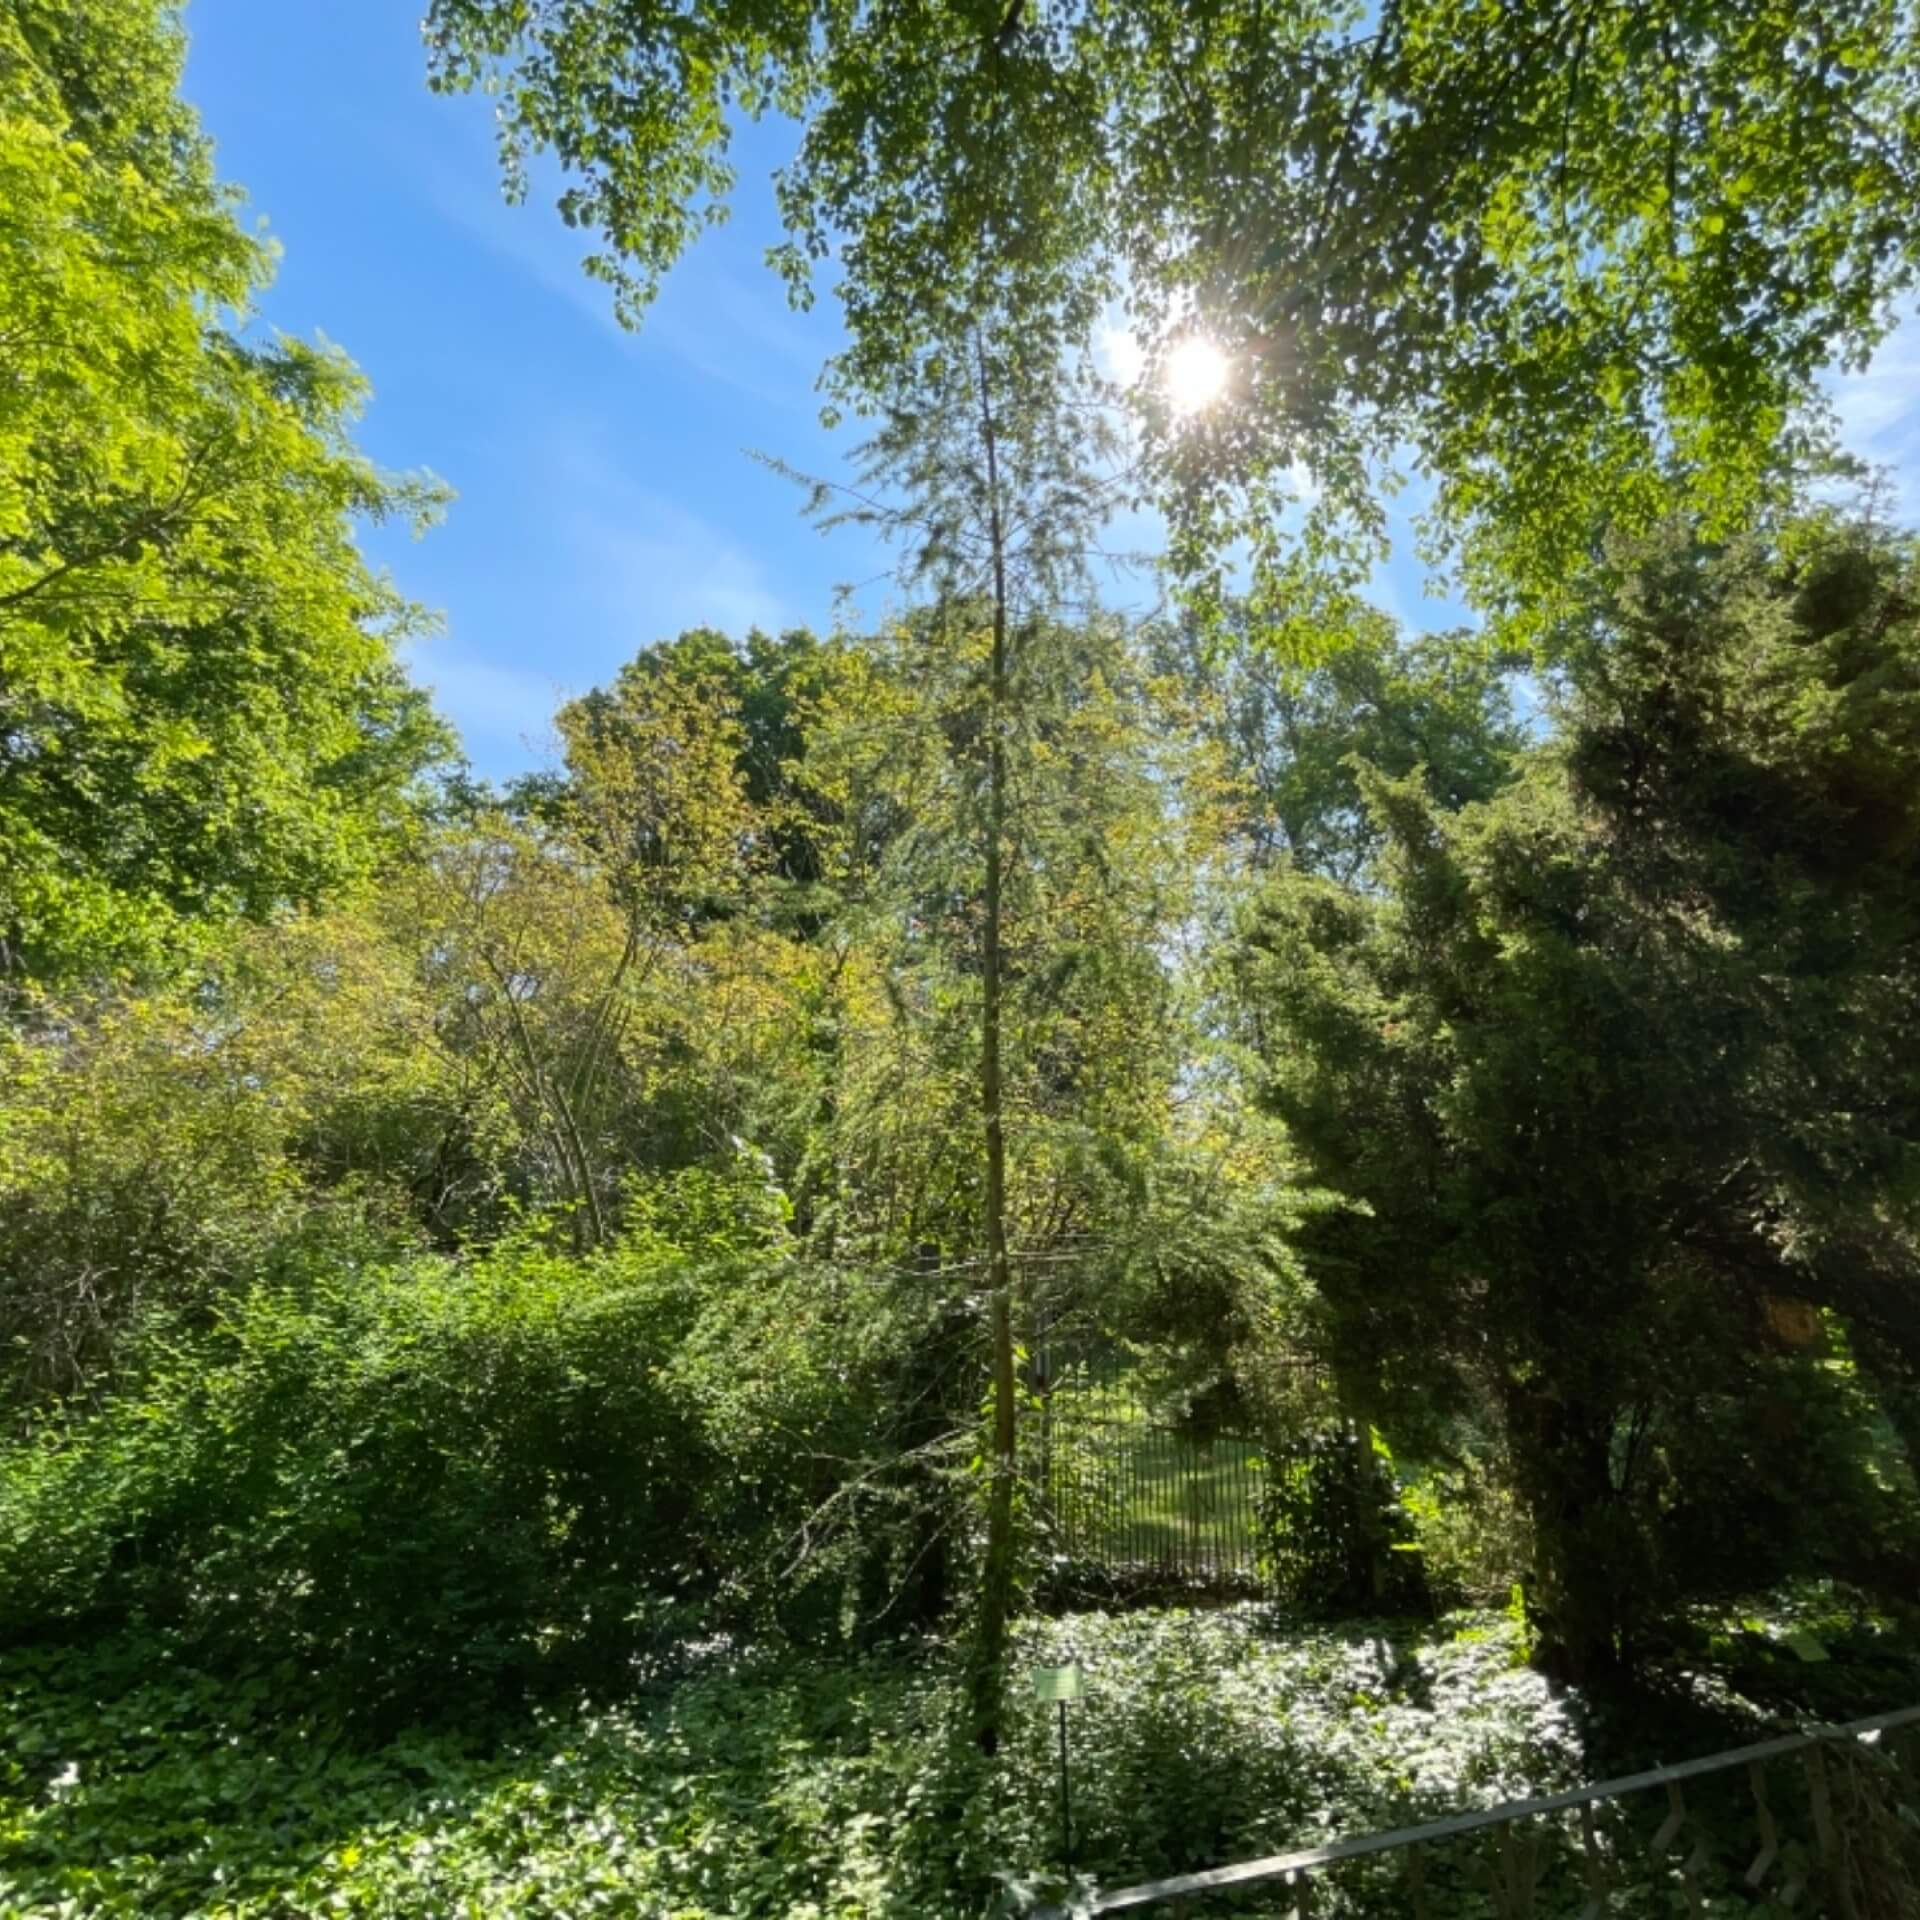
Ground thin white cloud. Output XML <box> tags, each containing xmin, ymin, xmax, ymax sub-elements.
<box><xmin>1095</xmin><ymin>321</ymin><xmax>1147</xmax><ymax>387</ymax></box>
<box><xmin>1827</xmin><ymin>311</ymin><xmax>1920</xmax><ymax>506</ymax></box>
<box><xmin>578</xmin><ymin>510</ymin><xmax>788</xmax><ymax>638</ymax></box>
<box><xmin>543</xmin><ymin>427</ymin><xmax>790</xmax><ymax>643</ymax></box>
<box><xmin>410</xmin><ymin>150</ymin><xmax>813</xmax><ymax>412</ymax></box>
<box><xmin>402</xmin><ymin>643</ymin><xmax>568</xmax><ymax>765</ymax></box>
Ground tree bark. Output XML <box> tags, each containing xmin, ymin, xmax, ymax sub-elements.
<box><xmin>969</xmin><ymin>327</ymin><xmax>1019</xmax><ymax>1753</ymax></box>
<box><xmin>1508</xmin><ymin>1387</ymin><xmax>1627</xmax><ymax>1685</ymax></box>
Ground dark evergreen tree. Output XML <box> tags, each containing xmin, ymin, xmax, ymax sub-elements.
<box><xmin>1239</xmin><ymin>514</ymin><xmax>1920</xmax><ymax>1679</ymax></box>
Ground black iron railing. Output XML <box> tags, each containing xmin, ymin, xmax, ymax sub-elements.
<box><xmin>1035</xmin><ymin>1364</ymin><xmax>1266</xmax><ymax>1582</ymax></box>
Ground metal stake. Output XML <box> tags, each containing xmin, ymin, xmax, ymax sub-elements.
<box><xmin>1059</xmin><ymin>1697</ymin><xmax>1074</xmax><ymax>1873</ymax></box>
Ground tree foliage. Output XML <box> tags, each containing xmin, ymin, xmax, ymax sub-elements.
<box><xmin>0</xmin><ymin>0</ymin><xmax>450</xmax><ymax>981</ymax></box>
<box><xmin>10</xmin><ymin>13</ymin><xmax>1920</xmax><ymax>1899</ymax></box>
<box><xmin>424</xmin><ymin>0</ymin><xmax>1920</xmax><ymax>634</ymax></box>
<box><xmin>1238</xmin><ymin>513</ymin><xmax>1920</xmax><ymax>1677</ymax></box>
<box><xmin>1151</xmin><ymin>607</ymin><xmax>1527</xmax><ymax>881</ymax></box>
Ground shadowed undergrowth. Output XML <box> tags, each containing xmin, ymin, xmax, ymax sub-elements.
<box><xmin>7</xmin><ymin>1604</ymin><xmax>1913</xmax><ymax>1919</ymax></box>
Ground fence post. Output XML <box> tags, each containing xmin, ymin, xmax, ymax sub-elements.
<box><xmin>1743</xmin><ymin>1758</ymin><xmax>1778</xmax><ymax>1890</ymax></box>
<box><xmin>1404</xmin><ymin>1837</ymin><xmax>1429</xmax><ymax>1920</ymax></box>
<box><xmin>1577</xmin><ymin>1800</ymin><xmax>1610</xmax><ymax>1919</ymax></box>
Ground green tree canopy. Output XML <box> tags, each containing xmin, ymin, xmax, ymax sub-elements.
<box><xmin>1237</xmin><ymin>512</ymin><xmax>1920</xmax><ymax>1679</ymax></box>
<box><xmin>424</xmin><ymin>0</ymin><xmax>1920</xmax><ymax>637</ymax></box>
<box><xmin>1</xmin><ymin>0</ymin><xmax>452</xmax><ymax>982</ymax></box>
<box><xmin>1151</xmin><ymin>606</ymin><xmax>1527</xmax><ymax>881</ymax></box>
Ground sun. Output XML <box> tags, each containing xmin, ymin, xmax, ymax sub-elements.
<box><xmin>1164</xmin><ymin>335</ymin><xmax>1229</xmax><ymax>416</ymax></box>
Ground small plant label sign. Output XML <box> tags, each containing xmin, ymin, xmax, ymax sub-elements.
<box><xmin>1032</xmin><ymin>1664</ymin><xmax>1086</xmax><ymax>1702</ymax></box>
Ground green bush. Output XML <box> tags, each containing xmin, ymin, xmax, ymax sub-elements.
<box><xmin>1641</xmin><ymin>1350</ymin><xmax>1920</xmax><ymax>1620</ymax></box>
<box><xmin>0</xmin><ymin>926</ymin><xmax>485</xmax><ymax>1408</ymax></box>
<box><xmin>0</xmin><ymin>1240</ymin><xmax>693</xmax><ymax>1708</ymax></box>
<box><xmin>1401</xmin><ymin>1448</ymin><xmax>1533</xmax><ymax>1610</ymax></box>
<box><xmin>0</xmin><ymin>1236</ymin><xmax>936</xmax><ymax>1716</ymax></box>
<box><xmin>0</xmin><ymin>990</ymin><xmax>321</xmax><ymax>1403</ymax></box>
<box><xmin>1257</xmin><ymin>1426</ymin><xmax>1427</xmax><ymax>1617</ymax></box>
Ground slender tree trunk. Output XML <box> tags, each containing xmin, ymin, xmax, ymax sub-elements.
<box><xmin>1507</xmin><ymin>1387</ymin><xmax>1626</xmax><ymax>1685</ymax></box>
<box><xmin>970</xmin><ymin>329</ymin><xmax>1019</xmax><ymax>1753</ymax></box>
<box><xmin>488</xmin><ymin>954</ymin><xmax>607</xmax><ymax>1250</ymax></box>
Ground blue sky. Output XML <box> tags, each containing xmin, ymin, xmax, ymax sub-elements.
<box><xmin>181</xmin><ymin>3</ymin><xmax>1920</xmax><ymax>779</ymax></box>
<box><xmin>183</xmin><ymin>0</ymin><xmax>888</xmax><ymax>778</ymax></box>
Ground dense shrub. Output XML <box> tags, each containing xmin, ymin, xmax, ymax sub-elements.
<box><xmin>1646</xmin><ymin>1353</ymin><xmax>1920</xmax><ymax>1604</ymax></box>
<box><xmin>1257</xmin><ymin>1425</ymin><xmax>1427</xmax><ymax>1618</ymax></box>
<box><xmin>0</xmin><ymin>989</ymin><xmax>329</xmax><ymax>1403</ymax></box>
<box><xmin>0</xmin><ymin>1234</ymin><xmax>938</xmax><ymax>1717</ymax></box>
<box><xmin>1401</xmin><ymin>1447</ymin><xmax>1533</xmax><ymax>1610</ymax></box>
<box><xmin>0</xmin><ymin>923</ymin><xmax>472</xmax><ymax>1407</ymax></box>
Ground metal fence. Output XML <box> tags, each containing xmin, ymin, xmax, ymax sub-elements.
<box><xmin>1033</xmin><ymin>1360</ymin><xmax>1267</xmax><ymax>1583</ymax></box>
<box><xmin>1036</xmin><ymin>1702</ymin><xmax>1920</xmax><ymax>1918</ymax></box>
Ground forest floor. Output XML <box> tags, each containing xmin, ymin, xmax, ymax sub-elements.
<box><xmin>2</xmin><ymin>1600</ymin><xmax>1915</xmax><ymax>1919</ymax></box>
